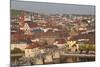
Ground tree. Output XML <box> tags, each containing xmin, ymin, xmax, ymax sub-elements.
<box><xmin>11</xmin><ymin>48</ymin><xmax>24</xmax><ymax>54</ymax></box>
<box><xmin>79</xmin><ymin>45</ymin><xmax>86</xmax><ymax>53</ymax></box>
<box><xmin>88</xmin><ymin>45</ymin><xmax>95</xmax><ymax>51</ymax></box>
<box><xmin>79</xmin><ymin>44</ymin><xmax>95</xmax><ymax>54</ymax></box>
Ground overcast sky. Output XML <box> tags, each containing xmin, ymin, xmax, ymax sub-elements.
<box><xmin>11</xmin><ymin>0</ymin><xmax>95</xmax><ymax>15</ymax></box>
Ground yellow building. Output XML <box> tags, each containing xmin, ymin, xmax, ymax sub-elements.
<box><xmin>66</xmin><ymin>41</ymin><xmax>79</xmax><ymax>52</ymax></box>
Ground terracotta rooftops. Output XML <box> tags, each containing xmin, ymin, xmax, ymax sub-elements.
<box><xmin>24</xmin><ymin>21</ymin><xmax>39</xmax><ymax>28</ymax></box>
<box><xmin>25</xmin><ymin>42</ymin><xmax>39</xmax><ymax>49</ymax></box>
<box><xmin>55</xmin><ymin>39</ymin><xmax>66</xmax><ymax>44</ymax></box>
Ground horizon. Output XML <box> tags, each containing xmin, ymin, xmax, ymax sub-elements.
<box><xmin>11</xmin><ymin>0</ymin><xmax>95</xmax><ymax>15</ymax></box>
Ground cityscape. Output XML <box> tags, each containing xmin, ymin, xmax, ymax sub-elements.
<box><xmin>11</xmin><ymin>1</ymin><xmax>95</xmax><ymax>67</ymax></box>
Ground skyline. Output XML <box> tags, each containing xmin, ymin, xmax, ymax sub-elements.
<box><xmin>11</xmin><ymin>0</ymin><xmax>95</xmax><ymax>15</ymax></box>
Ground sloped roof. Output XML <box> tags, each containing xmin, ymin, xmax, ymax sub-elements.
<box><xmin>55</xmin><ymin>39</ymin><xmax>66</xmax><ymax>44</ymax></box>
<box><xmin>24</xmin><ymin>21</ymin><xmax>39</xmax><ymax>28</ymax></box>
<box><xmin>70</xmin><ymin>31</ymin><xmax>95</xmax><ymax>44</ymax></box>
<box><xmin>25</xmin><ymin>42</ymin><xmax>39</xmax><ymax>49</ymax></box>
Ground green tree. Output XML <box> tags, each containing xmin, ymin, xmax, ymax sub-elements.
<box><xmin>88</xmin><ymin>45</ymin><xmax>95</xmax><ymax>51</ymax></box>
<box><xmin>11</xmin><ymin>48</ymin><xmax>24</xmax><ymax>54</ymax></box>
<box><xmin>79</xmin><ymin>45</ymin><xmax>86</xmax><ymax>53</ymax></box>
<box><xmin>79</xmin><ymin>44</ymin><xmax>95</xmax><ymax>54</ymax></box>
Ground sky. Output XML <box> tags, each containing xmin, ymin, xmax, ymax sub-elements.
<box><xmin>11</xmin><ymin>0</ymin><xmax>95</xmax><ymax>15</ymax></box>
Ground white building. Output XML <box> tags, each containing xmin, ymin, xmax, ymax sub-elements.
<box><xmin>11</xmin><ymin>43</ymin><xmax>27</xmax><ymax>51</ymax></box>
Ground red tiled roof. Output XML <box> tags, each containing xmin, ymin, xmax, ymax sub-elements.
<box><xmin>25</xmin><ymin>42</ymin><xmax>39</xmax><ymax>49</ymax></box>
<box><xmin>25</xmin><ymin>21</ymin><xmax>39</xmax><ymax>28</ymax></box>
<box><xmin>11</xmin><ymin>32</ymin><xmax>33</xmax><ymax>41</ymax></box>
<box><xmin>25</xmin><ymin>45</ymin><xmax>37</xmax><ymax>49</ymax></box>
<box><xmin>70</xmin><ymin>32</ymin><xmax>95</xmax><ymax>44</ymax></box>
<box><xmin>55</xmin><ymin>39</ymin><xmax>66</xmax><ymax>44</ymax></box>
<box><xmin>24</xmin><ymin>35</ymin><xmax>33</xmax><ymax>39</ymax></box>
<box><xmin>11</xmin><ymin>33</ymin><xmax>25</xmax><ymax>40</ymax></box>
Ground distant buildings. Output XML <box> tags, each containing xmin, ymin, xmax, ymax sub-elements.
<box><xmin>11</xmin><ymin>10</ymin><xmax>95</xmax><ymax>66</ymax></box>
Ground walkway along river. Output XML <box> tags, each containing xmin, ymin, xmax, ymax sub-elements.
<box><xmin>11</xmin><ymin>53</ymin><xmax>95</xmax><ymax>66</ymax></box>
